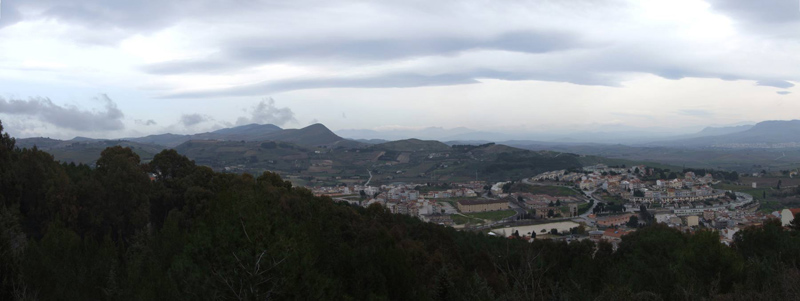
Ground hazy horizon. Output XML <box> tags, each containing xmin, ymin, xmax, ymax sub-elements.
<box><xmin>1</xmin><ymin>0</ymin><xmax>799</xmax><ymax>140</ymax></box>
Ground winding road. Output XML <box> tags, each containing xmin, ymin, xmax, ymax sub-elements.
<box><xmin>365</xmin><ymin>169</ymin><xmax>373</xmax><ymax>186</ymax></box>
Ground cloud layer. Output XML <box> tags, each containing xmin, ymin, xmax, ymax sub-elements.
<box><xmin>0</xmin><ymin>94</ymin><xmax>124</xmax><ymax>131</ymax></box>
<box><xmin>1</xmin><ymin>0</ymin><xmax>799</xmax><ymax>137</ymax></box>
<box><xmin>179</xmin><ymin>113</ymin><xmax>210</xmax><ymax>127</ymax></box>
<box><xmin>235</xmin><ymin>98</ymin><xmax>296</xmax><ymax>126</ymax></box>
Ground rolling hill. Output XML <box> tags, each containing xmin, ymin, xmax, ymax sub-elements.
<box><xmin>126</xmin><ymin>123</ymin><xmax>284</xmax><ymax>147</ymax></box>
<box><xmin>16</xmin><ymin>123</ymin><xmax>362</xmax><ymax>164</ymax></box>
<box><xmin>651</xmin><ymin>120</ymin><xmax>800</xmax><ymax>147</ymax></box>
<box><xmin>371</xmin><ymin>139</ymin><xmax>452</xmax><ymax>152</ymax></box>
<box><xmin>11</xmin><ymin>123</ymin><xmax>599</xmax><ymax>185</ymax></box>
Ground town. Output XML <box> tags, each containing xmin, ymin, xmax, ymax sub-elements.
<box><xmin>310</xmin><ymin>163</ymin><xmax>795</xmax><ymax>247</ymax></box>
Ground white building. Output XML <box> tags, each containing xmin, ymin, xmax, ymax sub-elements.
<box><xmin>781</xmin><ymin>208</ymin><xmax>800</xmax><ymax>226</ymax></box>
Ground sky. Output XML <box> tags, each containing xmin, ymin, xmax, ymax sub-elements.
<box><xmin>0</xmin><ymin>0</ymin><xmax>799</xmax><ymax>139</ymax></box>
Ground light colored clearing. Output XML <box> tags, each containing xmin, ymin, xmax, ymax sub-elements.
<box><xmin>397</xmin><ymin>152</ymin><xmax>411</xmax><ymax>163</ymax></box>
<box><xmin>492</xmin><ymin>221</ymin><xmax>580</xmax><ymax>237</ymax></box>
<box><xmin>218</xmin><ymin>146</ymin><xmax>249</xmax><ymax>152</ymax></box>
<box><xmin>371</xmin><ymin>151</ymin><xmax>385</xmax><ymax>162</ymax></box>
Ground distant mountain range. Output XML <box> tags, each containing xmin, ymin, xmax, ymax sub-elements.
<box><xmin>12</xmin><ymin>123</ymin><xmax>591</xmax><ymax>184</ymax></box>
<box><xmin>18</xmin><ymin>123</ymin><xmax>357</xmax><ymax>149</ymax></box>
<box><xmin>15</xmin><ymin>123</ymin><xmax>362</xmax><ymax>164</ymax></box>
<box><xmin>122</xmin><ymin>123</ymin><xmax>349</xmax><ymax>148</ymax></box>
<box><xmin>339</xmin><ymin>120</ymin><xmax>800</xmax><ymax>149</ymax></box>
<box><xmin>336</xmin><ymin>127</ymin><xmax>496</xmax><ymax>141</ymax></box>
<box><xmin>649</xmin><ymin>120</ymin><xmax>800</xmax><ymax>148</ymax></box>
<box><xmin>336</xmin><ymin>125</ymin><xmax>727</xmax><ymax>144</ymax></box>
<box><xmin>13</xmin><ymin>119</ymin><xmax>800</xmax><ymax>175</ymax></box>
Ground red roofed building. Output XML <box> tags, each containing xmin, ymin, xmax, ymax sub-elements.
<box><xmin>602</xmin><ymin>228</ymin><xmax>630</xmax><ymax>241</ymax></box>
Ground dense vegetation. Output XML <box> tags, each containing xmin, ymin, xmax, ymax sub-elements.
<box><xmin>1</xmin><ymin>121</ymin><xmax>800</xmax><ymax>300</ymax></box>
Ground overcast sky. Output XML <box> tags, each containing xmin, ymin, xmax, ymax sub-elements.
<box><xmin>0</xmin><ymin>0</ymin><xmax>799</xmax><ymax>139</ymax></box>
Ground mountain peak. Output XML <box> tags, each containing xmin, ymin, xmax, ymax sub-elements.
<box><xmin>751</xmin><ymin>119</ymin><xmax>800</xmax><ymax>129</ymax></box>
<box><xmin>211</xmin><ymin>123</ymin><xmax>282</xmax><ymax>135</ymax></box>
<box><xmin>304</xmin><ymin>123</ymin><xmax>332</xmax><ymax>131</ymax></box>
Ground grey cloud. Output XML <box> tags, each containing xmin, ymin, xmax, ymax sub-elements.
<box><xmin>757</xmin><ymin>80</ymin><xmax>795</xmax><ymax>89</ymax></box>
<box><xmin>2</xmin><ymin>0</ymin><xmax>177</xmax><ymax>44</ymax></box>
<box><xmin>135</xmin><ymin>119</ymin><xmax>157</xmax><ymax>126</ymax></box>
<box><xmin>180</xmin><ymin>114</ymin><xmax>211</xmax><ymax>127</ymax></box>
<box><xmin>235</xmin><ymin>98</ymin><xmax>296</xmax><ymax>126</ymax></box>
<box><xmin>707</xmin><ymin>0</ymin><xmax>800</xmax><ymax>25</ymax></box>
<box><xmin>7</xmin><ymin>0</ymin><xmax>333</xmax><ymax>44</ymax></box>
<box><xmin>165</xmin><ymin>73</ymin><xmax>481</xmax><ymax>98</ymax></box>
<box><xmin>0</xmin><ymin>94</ymin><xmax>124</xmax><ymax>131</ymax></box>
<box><xmin>0</xmin><ymin>3</ymin><xmax>24</xmax><ymax>29</ymax></box>
<box><xmin>163</xmin><ymin>66</ymin><xmax>630</xmax><ymax>99</ymax></box>
<box><xmin>162</xmin><ymin>41</ymin><xmax>765</xmax><ymax>99</ymax></box>
<box><xmin>10</xmin><ymin>0</ymin><xmax>794</xmax><ymax>97</ymax></box>
<box><xmin>777</xmin><ymin>91</ymin><xmax>791</xmax><ymax>95</ymax></box>
<box><xmin>143</xmin><ymin>30</ymin><xmax>581</xmax><ymax>75</ymax></box>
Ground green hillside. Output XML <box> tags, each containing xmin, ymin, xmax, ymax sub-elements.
<box><xmin>374</xmin><ymin>138</ymin><xmax>452</xmax><ymax>152</ymax></box>
<box><xmin>13</xmin><ymin>134</ymin><xmax>585</xmax><ymax>185</ymax></box>
<box><xmin>15</xmin><ymin>139</ymin><xmax>163</xmax><ymax>164</ymax></box>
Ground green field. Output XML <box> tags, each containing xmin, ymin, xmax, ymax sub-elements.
<box><xmin>577</xmin><ymin>202</ymin><xmax>591</xmax><ymax>215</ymax></box>
<box><xmin>599</xmin><ymin>194</ymin><xmax>627</xmax><ymax>205</ymax></box>
<box><xmin>512</xmin><ymin>184</ymin><xmax>579</xmax><ymax>196</ymax></box>
<box><xmin>463</xmin><ymin>209</ymin><xmax>516</xmax><ymax>221</ymax></box>
<box><xmin>757</xmin><ymin>199</ymin><xmax>800</xmax><ymax>213</ymax></box>
<box><xmin>450</xmin><ymin>214</ymin><xmax>484</xmax><ymax>225</ymax></box>
<box><xmin>714</xmin><ymin>183</ymin><xmax>769</xmax><ymax>200</ymax></box>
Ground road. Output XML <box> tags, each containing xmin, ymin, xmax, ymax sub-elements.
<box><xmin>507</xmin><ymin>201</ymin><xmax>528</xmax><ymax>221</ymax></box>
<box><xmin>364</xmin><ymin>169</ymin><xmax>373</xmax><ymax>186</ymax></box>
<box><xmin>579</xmin><ymin>189</ymin><xmax>600</xmax><ymax>218</ymax></box>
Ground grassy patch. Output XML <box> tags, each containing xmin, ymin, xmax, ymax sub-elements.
<box><xmin>577</xmin><ymin>202</ymin><xmax>591</xmax><ymax>215</ymax></box>
<box><xmin>759</xmin><ymin>200</ymin><xmax>782</xmax><ymax>213</ymax></box>
<box><xmin>450</xmin><ymin>214</ymin><xmax>484</xmax><ymax>225</ymax></box>
<box><xmin>511</xmin><ymin>184</ymin><xmax>579</xmax><ymax>197</ymax></box>
<box><xmin>440</xmin><ymin>200</ymin><xmax>456</xmax><ymax>208</ymax></box>
<box><xmin>758</xmin><ymin>198</ymin><xmax>800</xmax><ymax>213</ymax></box>
<box><xmin>598</xmin><ymin>193</ymin><xmax>627</xmax><ymax>205</ymax></box>
<box><xmin>464</xmin><ymin>209</ymin><xmax>516</xmax><ymax>221</ymax></box>
<box><xmin>714</xmin><ymin>183</ymin><xmax>771</xmax><ymax>201</ymax></box>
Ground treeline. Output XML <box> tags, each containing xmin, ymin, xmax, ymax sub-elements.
<box><xmin>684</xmin><ymin>168</ymin><xmax>740</xmax><ymax>182</ymax></box>
<box><xmin>450</xmin><ymin>143</ymin><xmax>496</xmax><ymax>152</ymax></box>
<box><xmin>481</xmin><ymin>152</ymin><xmax>582</xmax><ymax>177</ymax></box>
<box><xmin>1</xmin><ymin>121</ymin><xmax>800</xmax><ymax>300</ymax></box>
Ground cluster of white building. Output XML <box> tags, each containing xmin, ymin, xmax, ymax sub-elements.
<box><xmin>533</xmin><ymin>166</ymin><xmax>728</xmax><ymax>205</ymax></box>
<box><xmin>312</xmin><ymin>181</ymin><xmax>489</xmax><ymax>226</ymax></box>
